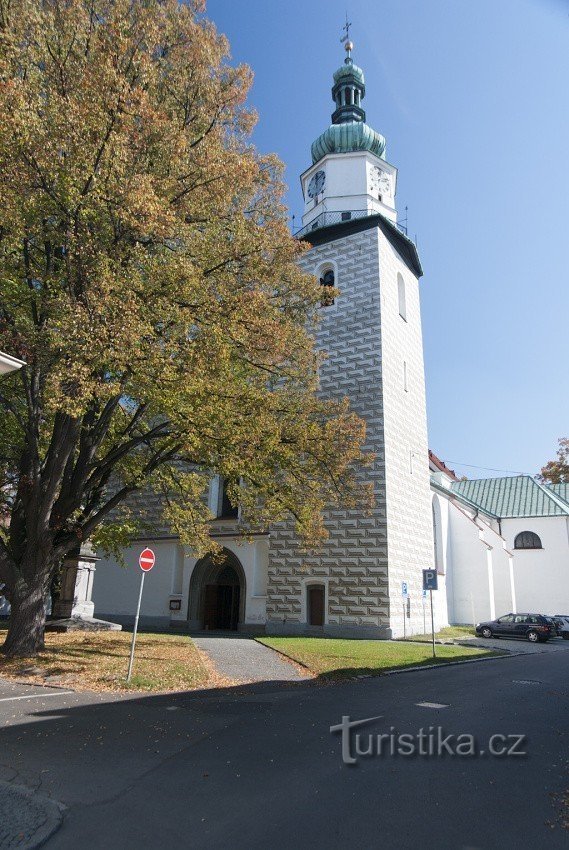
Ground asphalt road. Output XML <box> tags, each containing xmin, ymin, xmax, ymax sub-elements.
<box><xmin>1</xmin><ymin>647</ymin><xmax>569</xmax><ymax>849</ymax></box>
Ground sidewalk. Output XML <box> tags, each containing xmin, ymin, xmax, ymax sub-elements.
<box><xmin>192</xmin><ymin>634</ymin><xmax>308</xmax><ymax>682</ymax></box>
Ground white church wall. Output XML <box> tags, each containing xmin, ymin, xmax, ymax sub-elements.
<box><xmin>445</xmin><ymin>502</ymin><xmax>514</xmax><ymax>625</ymax></box>
<box><xmin>502</xmin><ymin>516</ymin><xmax>569</xmax><ymax>615</ymax></box>
<box><xmin>378</xmin><ymin>230</ymin><xmax>435</xmax><ymax>637</ymax></box>
<box><xmin>447</xmin><ymin>510</ymin><xmax>493</xmax><ymax>626</ymax></box>
<box><xmin>490</xmin><ymin>539</ymin><xmax>515</xmax><ymax>618</ymax></box>
<box><xmin>94</xmin><ymin>536</ymin><xmax>266</xmax><ymax>629</ymax></box>
<box><xmin>431</xmin><ymin>492</ymin><xmax>451</xmax><ymax>628</ymax></box>
<box><xmin>93</xmin><ymin>539</ymin><xmax>183</xmax><ymax>627</ymax></box>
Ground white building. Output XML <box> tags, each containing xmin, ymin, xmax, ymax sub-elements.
<box><xmin>91</xmin><ymin>43</ymin><xmax>569</xmax><ymax>637</ymax></box>
<box><xmin>430</xmin><ymin>453</ymin><xmax>569</xmax><ymax>625</ymax></box>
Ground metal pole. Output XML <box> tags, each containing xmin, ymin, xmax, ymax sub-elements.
<box><xmin>127</xmin><ymin>571</ymin><xmax>145</xmax><ymax>682</ymax></box>
<box><xmin>430</xmin><ymin>589</ymin><xmax>436</xmax><ymax>658</ymax></box>
<box><xmin>403</xmin><ymin>602</ymin><xmax>406</xmax><ymax>639</ymax></box>
<box><xmin>423</xmin><ymin>594</ymin><xmax>426</xmax><ymax>635</ymax></box>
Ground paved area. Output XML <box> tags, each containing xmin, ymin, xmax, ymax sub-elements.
<box><xmin>0</xmin><ymin>781</ymin><xmax>62</xmax><ymax>850</ymax></box>
<box><xmin>0</xmin><ymin>650</ymin><xmax>567</xmax><ymax>848</ymax></box>
<box><xmin>192</xmin><ymin>634</ymin><xmax>306</xmax><ymax>682</ymax></box>
<box><xmin>458</xmin><ymin>634</ymin><xmax>569</xmax><ymax>654</ymax></box>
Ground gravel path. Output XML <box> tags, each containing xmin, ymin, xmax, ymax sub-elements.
<box><xmin>192</xmin><ymin>635</ymin><xmax>306</xmax><ymax>683</ymax></box>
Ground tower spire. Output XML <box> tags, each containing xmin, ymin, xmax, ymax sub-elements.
<box><xmin>310</xmin><ymin>32</ymin><xmax>386</xmax><ymax>165</ymax></box>
<box><xmin>340</xmin><ymin>14</ymin><xmax>353</xmax><ymax>62</ymax></box>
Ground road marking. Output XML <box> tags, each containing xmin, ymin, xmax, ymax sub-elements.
<box><xmin>0</xmin><ymin>690</ymin><xmax>74</xmax><ymax>703</ymax></box>
<box><xmin>512</xmin><ymin>679</ymin><xmax>541</xmax><ymax>685</ymax></box>
<box><xmin>416</xmin><ymin>702</ymin><xmax>449</xmax><ymax>709</ymax></box>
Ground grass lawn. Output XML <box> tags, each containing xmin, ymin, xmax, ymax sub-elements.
<box><xmin>402</xmin><ymin>625</ymin><xmax>477</xmax><ymax>643</ymax></box>
<box><xmin>0</xmin><ymin>629</ymin><xmax>213</xmax><ymax>692</ymax></box>
<box><xmin>257</xmin><ymin>636</ymin><xmax>497</xmax><ymax>679</ymax></box>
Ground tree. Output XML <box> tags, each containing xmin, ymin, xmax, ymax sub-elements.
<box><xmin>540</xmin><ymin>438</ymin><xmax>569</xmax><ymax>484</ymax></box>
<box><xmin>0</xmin><ymin>0</ymin><xmax>371</xmax><ymax>656</ymax></box>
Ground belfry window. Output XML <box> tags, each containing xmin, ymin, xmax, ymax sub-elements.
<box><xmin>397</xmin><ymin>273</ymin><xmax>407</xmax><ymax>321</ymax></box>
<box><xmin>218</xmin><ymin>478</ymin><xmax>238</xmax><ymax>519</ymax></box>
<box><xmin>319</xmin><ymin>268</ymin><xmax>335</xmax><ymax>307</ymax></box>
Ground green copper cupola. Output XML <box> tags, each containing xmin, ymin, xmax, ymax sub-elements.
<box><xmin>311</xmin><ymin>40</ymin><xmax>386</xmax><ymax>165</ymax></box>
<box><xmin>331</xmin><ymin>40</ymin><xmax>366</xmax><ymax>124</ymax></box>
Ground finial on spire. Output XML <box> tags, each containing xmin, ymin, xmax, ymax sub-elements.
<box><xmin>340</xmin><ymin>13</ymin><xmax>353</xmax><ymax>63</ymax></box>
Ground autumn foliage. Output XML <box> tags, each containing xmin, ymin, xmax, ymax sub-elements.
<box><xmin>0</xmin><ymin>0</ymin><xmax>370</xmax><ymax>655</ymax></box>
<box><xmin>540</xmin><ymin>438</ymin><xmax>569</xmax><ymax>484</ymax></box>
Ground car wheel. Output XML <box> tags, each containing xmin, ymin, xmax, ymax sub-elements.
<box><xmin>481</xmin><ymin>627</ymin><xmax>492</xmax><ymax>639</ymax></box>
<box><xmin>527</xmin><ymin>630</ymin><xmax>539</xmax><ymax>643</ymax></box>
<box><xmin>563</xmin><ymin>633</ymin><xmax>569</xmax><ymax>640</ymax></box>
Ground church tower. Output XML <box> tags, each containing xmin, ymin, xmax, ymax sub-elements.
<box><xmin>267</xmin><ymin>38</ymin><xmax>435</xmax><ymax>638</ymax></box>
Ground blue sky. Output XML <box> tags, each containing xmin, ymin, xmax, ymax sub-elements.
<box><xmin>206</xmin><ymin>0</ymin><xmax>569</xmax><ymax>478</ymax></box>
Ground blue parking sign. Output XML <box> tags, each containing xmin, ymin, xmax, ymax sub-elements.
<box><xmin>422</xmin><ymin>569</ymin><xmax>438</xmax><ymax>591</ymax></box>
<box><xmin>401</xmin><ymin>581</ymin><xmax>409</xmax><ymax>598</ymax></box>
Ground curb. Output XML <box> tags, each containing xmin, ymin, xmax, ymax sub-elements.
<box><xmin>0</xmin><ymin>676</ymin><xmax>78</xmax><ymax>692</ymax></box>
<box><xmin>0</xmin><ymin>781</ymin><xmax>64</xmax><ymax>850</ymax></box>
<box><xmin>380</xmin><ymin>650</ymin><xmax>527</xmax><ymax>677</ymax></box>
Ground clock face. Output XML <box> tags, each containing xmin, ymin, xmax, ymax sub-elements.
<box><xmin>370</xmin><ymin>166</ymin><xmax>390</xmax><ymax>198</ymax></box>
<box><xmin>307</xmin><ymin>169</ymin><xmax>326</xmax><ymax>199</ymax></box>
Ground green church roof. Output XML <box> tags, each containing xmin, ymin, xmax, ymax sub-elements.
<box><xmin>545</xmin><ymin>482</ymin><xmax>569</xmax><ymax>507</ymax></box>
<box><xmin>311</xmin><ymin>43</ymin><xmax>386</xmax><ymax>165</ymax></box>
<box><xmin>451</xmin><ymin>475</ymin><xmax>569</xmax><ymax>518</ymax></box>
<box><xmin>311</xmin><ymin>121</ymin><xmax>386</xmax><ymax>164</ymax></box>
<box><xmin>333</xmin><ymin>62</ymin><xmax>365</xmax><ymax>85</ymax></box>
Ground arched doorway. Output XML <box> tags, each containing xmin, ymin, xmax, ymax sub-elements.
<box><xmin>188</xmin><ymin>550</ymin><xmax>246</xmax><ymax>631</ymax></box>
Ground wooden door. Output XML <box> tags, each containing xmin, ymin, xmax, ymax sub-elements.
<box><xmin>308</xmin><ymin>585</ymin><xmax>325</xmax><ymax>627</ymax></box>
<box><xmin>203</xmin><ymin>584</ymin><xmax>218</xmax><ymax>630</ymax></box>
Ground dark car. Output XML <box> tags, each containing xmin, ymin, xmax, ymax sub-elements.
<box><xmin>554</xmin><ymin>615</ymin><xmax>569</xmax><ymax>640</ymax></box>
<box><xmin>544</xmin><ymin>616</ymin><xmax>563</xmax><ymax>637</ymax></box>
<box><xmin>475</xmin><ymin>613</ymin><xmax>552</xmax><ymax>643</ymax></box>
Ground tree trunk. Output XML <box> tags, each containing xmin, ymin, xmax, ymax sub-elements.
<box><xmin>1</xmin><ymin>579</ymin><xmax>48</xmax><ymax>658</ymax></box>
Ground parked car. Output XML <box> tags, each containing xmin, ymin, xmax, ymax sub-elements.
<box><xmin>475</xmin><ymin>613</ymin><xmax>552</xmax><ymax>643</ymax></box>
<box><xmin>543</xmin><ymin>616</ymin><xmax>561</xmax><ymax>637</ymax></box>
<box><xmin>554</xmin><ymin>615</ymin><xmax>569</xmax><ymax>640</ymax></box>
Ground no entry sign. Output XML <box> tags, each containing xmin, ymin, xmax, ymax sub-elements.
<box><xmin>127</xmin><ymin>548</ymin><xmax>155</xmax><ymax>682</ymax></box>
<box><xmin>139</xmin><ymin>548</ymin><xmax>155</xmax><ymax>572</ymax></box>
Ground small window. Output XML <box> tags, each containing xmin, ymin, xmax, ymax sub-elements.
<box><xmin>403</xmin><ymin>360</ymin><xmax>408</xmax><ymax>392</ymax></box>
<box><xmin>397</xmin><ymin>273</ymin><xmax>407</xmax><ymax>320</ymax></box>
<box><xmin>514</xmin><ymin>531</ymin><xmax>542</xmax><ymax>550</ymax></box>
<box><xmin>319</xmin><ymin>268</ymin><xmax>335</xmax><ymax>307</ymax></box>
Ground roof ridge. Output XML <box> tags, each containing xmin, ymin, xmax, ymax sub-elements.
<box><xmin>533</xmin><ymin>478</ymin><xmax>569</xmax><ymax>514</ymax></box>
<box><xmin>451</xmin><ymin>474</ymin><xmax>569</xmax><ymax>518</ymax></box>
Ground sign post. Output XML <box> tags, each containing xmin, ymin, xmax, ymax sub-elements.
<box><xmin>127</xmin><ymin>548</ymin><xmax>155</xmax><ymax>683</ymax></box>
<box><xmin>401</xmin><ymin>582</ymin><xmax>409</xmax><ymax>639</ymax></box>
<box><xmin>422</xmin><ymin>569</ymin><xmax>438</xmax><ymax>658</ymax></box>
<box><xmin>422</xmin><ymin>589</ymin><xmax>427</xmax><ymax>635</ymax></box>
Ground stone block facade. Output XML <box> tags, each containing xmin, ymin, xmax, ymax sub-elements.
<box><xmin>267</xmin><ymin>222</ymin><xmax>434</xmax><ymax>638</ymax></box>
